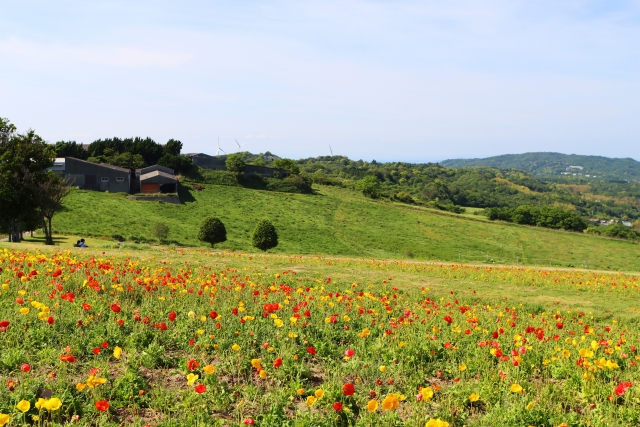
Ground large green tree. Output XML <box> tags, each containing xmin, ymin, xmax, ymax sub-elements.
<box><xmin>0</xmin><ymin>118</ymin><xmax>55</xmax><ymax>241</ymax></box>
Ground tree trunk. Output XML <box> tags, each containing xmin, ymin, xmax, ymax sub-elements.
<box><xmin>45</xmin><ymin>217</ymin><xmax>54</xmax><ymax>245</ymax></box>
<box><xmin>10</xmin><ymin>218</ymin><xmax>21</xmax><ymax>242</ymax></box>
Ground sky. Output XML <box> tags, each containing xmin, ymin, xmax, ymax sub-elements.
<box><xmin>1</xmin><ymin>0</ymin><xmax>639</xmax><ymax>162</ymax></box>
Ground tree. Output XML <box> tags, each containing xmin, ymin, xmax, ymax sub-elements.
<box><xmin>54</xmin><ymin>141</ymin><xmax>88</xmax><ymax>159</ymax></box>
<box><xmin>31</xmin><ymin>172</ymin><xmax>71</xmax><ymax>245</ymax></box>
<box><xmin>158</xmin><ymin>154</ymin><xmax>194</xmax><ymax>174</ymax></box>
<box><xmin>164</xmin><ymin>139</ymin><xmax>183</xmax><ymax>156</ymax></box>
<box><xmin>225</xmin><ymin>154</ymin><xmax>246</xmax><ymax>182</ymax></box>
<box><xmin>197</xmin><ymin>217</ymin><xmax>227</xmax><ymax>247</ymax></box>
<box><xmin>152</xmin><ymin>222</ymin><xmax>170</xmax><ymax>242</ymax></box>
<box><xmin>0</xmin><ymin>119</ymin><xmax>55</xmax><ymax>242</ymax></box>
<box><xmin>355</xmin><ymin>175</ymin><xmax>381</xmax><ymax>199</ymax></box>
<box><xmin>252</xmin><ymin>219</ymin><xmax>278</xmax><ymax>251</ymax></box>
<box><xmin>272</xmin><ymin>158</ymin><xmax>300</xmax><ymax>175</ymax></box>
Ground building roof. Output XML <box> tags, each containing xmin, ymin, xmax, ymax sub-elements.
<box><xmin>66</xmin><ymin>157</ymin><xmax>131</xmax><ymax>172</ymax></box>
<box><xmin>140</xmin><ymin>170</ymin><xmax>177</xmax><ymax>183</ymax></box>
<box><xmin>138</xmin><ymin>164</ymin><xmax>175</xmax><ymax>175</ymax></box>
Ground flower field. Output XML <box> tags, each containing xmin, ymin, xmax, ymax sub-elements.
<box><xmin>1</xmin><ymin>247</ymin><xmax>640</xmax><ymax>426</ymax></box>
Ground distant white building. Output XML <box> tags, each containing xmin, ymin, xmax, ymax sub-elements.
<box><xmin>622</xmin><ymin>221</ymin><xmax>632</xmax><ymax>227</ymax></box>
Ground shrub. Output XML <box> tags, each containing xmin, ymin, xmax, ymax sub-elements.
<box><xmin>356</xmin><ymin>175</ymin><xmax>381</xmax><ymax>199</ymax></box>
<box><xmin>152</xmin><ymin>222</ymin><xmax>169</xmax><ymax>241</ymax></box>
<box><xmin>197</xmin><ymin>217</ymin><xmax>227</xmax><ymax>247</ymax></box>
<box><xmin>225</xmin><ymin>154</ymin><xmax>246</xmax><ymax>182</ymax></box>
<box><xmin>252</xmin><ymin>219</ymin><xmax>278</xmax><ymax>251</ymax></box>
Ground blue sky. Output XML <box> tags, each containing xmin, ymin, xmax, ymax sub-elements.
<box><xmin>1</xmin><ymin>1</ymin><xmax>638</xmax><ymax>162</ymax></box>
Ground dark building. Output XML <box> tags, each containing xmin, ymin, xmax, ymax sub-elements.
<box><xmin>137</xmin><ymin>165</ymin><xmax>178</xmax><ymax>194</ymax></box>
<box><xmin>184</xmin><ymin>153</ymin><xmax>290</xmax><ymax>178</ymax></box>
<box><xmin>51</xmin><ymin>157</ymin><xmax>131</xmax><ymax>193</ymax></box>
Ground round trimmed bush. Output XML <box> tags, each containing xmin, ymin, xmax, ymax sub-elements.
<box><xmin>197</xmin><ymin>217</ymin><xmax>227</xmax><ymax>247</ymax></box>
<box><xmin>252</xmin><ymin>219</ymin><xmax>278</xmax><ymax>251</ymax></box>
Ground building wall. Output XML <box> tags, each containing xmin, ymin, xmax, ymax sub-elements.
<box><xmin>64</xmin><ymin>158</ymin><xmax>131</xmax><ymax>193</ymax></box>
<box><xmin>187</xmin><ymin>154</ymin><xmax>227</xmax><ymax>170</ymax></box>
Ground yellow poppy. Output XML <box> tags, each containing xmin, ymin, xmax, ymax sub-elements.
<box><xmin>420</xmin><ymin>387</ymin><xmax>434</xmax><ymax>402</ymax></box>
<box><xmin>203</xmin><ymin>365</ymin><xmax>215</xmax><ymax>375</ymax></box>
<box><xmin>16</xmin><ymin>400</ymin><xmax>31</xmax><ymax>413</ymax></box>
<box><xmin>469</xmin><ymin>393</ymin><xmax>480</xmax><ymax>402</ymax></box>
<box><xmin>187</xmin><ymin>373</ymin><xmax>199</xmax><ymax>385</ymax></box>
<box><xmin>314</xmin><ymin>389</ymin><xmax>324</xmax><ymax>399</ymax></box>
<box><xmin>113</xmin><ymin>346</ymin><xmax>123</xmax><ymax>359</ymax></box>
<box><xmin>510</xmin><ymin>384</ymin><xmax>524</xmax><ymax>394</ymax></box>
<box><xmin>43</xmin><ymin>397</ymin><xmax>62</xmax><ymax>411</ymax></box>
<box><xmin>425</xmin><ymin>419</ymin><xmax>450</xmax><ymax>427</ymax></box>
<box><xmin>367</xmin><ymin>400</ymin><xmax>378</xmax><ymax>412</ymax></box>
<box><xmin>306</xmin><ymin>395</ymin><xmax>317</xmax><ymax>407</ymax></box>
<box><xmin>0</xmin><ymin>414</ymin><xmax>10</xmax><ymax>426</ymax></box>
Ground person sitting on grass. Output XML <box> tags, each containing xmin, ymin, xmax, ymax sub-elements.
<box><xmin>77</xmin><ymin>238</ymin><xmax>88</xmax><ymax>248</ymax></box>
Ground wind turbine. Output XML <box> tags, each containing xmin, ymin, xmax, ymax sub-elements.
<box><xmin>215</xmin><ymin>136</ymin><xmax>226</xmax><ymax>156</ymax></box>
<box><xmin>235</xmin><ymin>139</ymin><xmax>246</xmax><ymax>151</ymax></box>
<box><xmin>329</xmin><ymin>145</ymin><xmax>333</xmax><ymax>156</ymax></box>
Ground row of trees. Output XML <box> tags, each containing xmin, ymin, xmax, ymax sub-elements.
<box><xmin>54</xmin><ymin>137</ymin><xmax>194</xmax><ymax>174</ymax></box>
<box><xmin>197</xmin><ymin>217</ymin><xmax>278</xmax><ymax>251</ymax></box>
<box><xmin>1</xmin><ymin>118</ymin><xmax>70</xmax><ymax>244</ymax></box>
<box><xmin>485</xmin><ymin>205</ymin><xmax>588</xmax><ymax>232</ymax></box>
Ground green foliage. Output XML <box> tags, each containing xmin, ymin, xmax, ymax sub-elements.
<box><xmin>54</xmin><ymin>140</ymin><xmax>88</xmax><ymax>159</ymax></box>
<box><xmin>88</xmin><ymin>149</ymin><xmax>146</xmax><ymax>169</ymax></box>
<box><xmin>225</xmin><ymin>154</ymin><xmax>246</xmax><ymax>181</ymax></box>
<box><xmin>0</xmin><ymin>118</ymin><xmax>56</xmax><ymax>241</ymax></box>
<box><xmin>486</xmin><ymin>205</ymin><xmax>588</xmax><ymax>232</ymax></box>
<box><xmin>164</xmin><ymin>138</ymin><xmax>183</xmax><ymax>156</ymax></box>
<box><xmin>152</xmin><ymin>222</ymin><xmax>170</xmax><ymax>241</ymax></box>
<box><xmin>158</xmin><ymin>154</ymin><xmax>194</xmax><ymax>174</ymax></box>
<box><xmin>441</xmin><ymin>152</ymin><xmax>640</xmax><ymax>181</ymax></box>
<box><xmin>252</xmin><ymin>219</ymin><xmax>278</xmax><ymax>251</ymax></box>
<box><xmin>355</xmin><ymin>175</ymin><xmax>381</xmax><ymax>199</ymax></box>
<box><xmin>272</xmin><ymin>158</ymin><xmax>300</xmax><ymax>175</ymax></box>
<box><xmin>197</xmin><ymin>216</ymin><xmax>227</xmax><ymax>247</ymax></box>
<box><xmin>88</xmin><ymin>136</ymin><xmax>171</xmax><ymax>166</ymax></box>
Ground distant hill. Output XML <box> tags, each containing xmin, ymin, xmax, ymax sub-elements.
<box><xmin>441</xmin><ymin>152</ymin><xmax>640</xmax><ymax>181</ymax></box>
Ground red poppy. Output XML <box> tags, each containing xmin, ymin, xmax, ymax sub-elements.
<box><xmin>342</xmin><ymin>383</ymin><xmax>355</xmax><ymax>396</ymax></box>
<box><xmin>307</xmin><ymin>346</ymin><xmax>316</xmax><ymax>355</ymax></box>
<box><xmin>243</xmin><ymin>418</ymin><xmax>255</xmax><ymax>425</ymax></box>
<box><xmin>187</xmin><ymin>359</ymin><xmax>199</xmax><ymax>371</ymax></box>
<box><xmin>110</xmin><ymin>304</ymin><xmax>121</xmax><ymax>314</ymax></box>
<box><xmin>273</xmin><ymin>358</ymin><xmax>283</xmax><ymax>369</ymax></box>
<box><xmin>195</xmin><ymin>384</ymin><xmax>206</xmax><ymax>394</ymax></box>
<box><xmin>333</xmin><ymin>402</ymin><xmax>343</xmax><ymax>411</ymax></box>
<box><xmin>93</xmin><ymin>348</ymin><xmax>101</xmax><ymax>355</ymax></box>
<box><xmin>615</xmin><ymin>382</ymin><xmax>632</xmax><ymax>396</ymax></box>
<box><xmin>0</xmin><ymin>320</ymin><xmax>11</xmax><ymax>328</ymax></box>
<box><xmin>444</xmin><ymin>315</ymin><xmax>453</xmax><ymax>324</ymax></box>
<box><xmin>20</xmin><ymin>363</ymin><xmax>30</xmax><ymax>372</ymax></box>
<box><xmin>209</xmin><ymin>311</ymin><xmax>218</xmax><ymax>319</ymax></box>
<box><xmin>96</xmin><ymin>400</ymin><xmax>110</xmax><ymax>411</ymax></box>
<box><xmin>345</xmin><ymin>349</ymin><xmax>355</xmax><ymax>357</ymax></box>
<box><xmin>60</xmin><ymin>354</ymin><xmax>76</xmax><ymax>363</ymax></box>
<box><xmin>168</xmin><ymin>311</ymin><xmax>176</xmax><ymax>321</ymax></box>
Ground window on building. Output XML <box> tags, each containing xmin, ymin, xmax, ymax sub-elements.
<box><xmin>116</xmin><ymin>177</ymin><xmax>124</xmax><ymax>182</ymax></box>
<box><xmin>101</xmin><ymin>177</ymin><xmax>109</xmax><ymax>182</ymax></box>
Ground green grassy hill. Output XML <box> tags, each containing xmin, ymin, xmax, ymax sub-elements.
<box><xmin>52</xmin><ymin>183</ymin><xmax>640</xmax><ymax>271</ymax></box>
<box><xmin>441</xmin><ymin>152</ymin><xmax>640</xmax><ymax>180</ymax></box>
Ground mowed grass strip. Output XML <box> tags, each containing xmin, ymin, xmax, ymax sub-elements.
<box><xmin>52</xmin><ymin>184</ymin><xmax>640</xmax><ymax>271</ymax></box>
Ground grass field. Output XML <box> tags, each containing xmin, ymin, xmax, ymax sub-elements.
<box><xmin>0</xmin><ymin>243</ymin><xmax>639</xmax><ymax>426</ymax></box>
<box><xmin>50</xmin><ymin>184</ymin><xmax>640</xmax><ymax>272</ymax></box>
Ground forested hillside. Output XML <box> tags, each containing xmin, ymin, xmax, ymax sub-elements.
<box><xmin>441</xmin><ymin>152</ymin><xmax>640</xmax><ymax>180</ymax></box>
